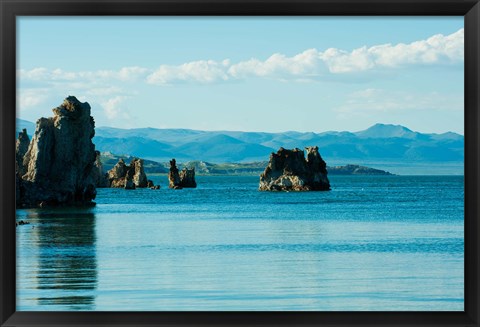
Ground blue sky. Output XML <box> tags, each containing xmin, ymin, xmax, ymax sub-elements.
<box><xmin>17</xmin><ymin>17</ymin><xmax>464</xmax><ymax>134</ymax></box>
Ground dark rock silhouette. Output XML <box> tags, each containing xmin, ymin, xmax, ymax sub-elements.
<box><xmin>15</xmin><ymin>129</ymin><xmax>29</xmax><ymax>203</ymax></box>
<box><xmin>259</xmin><ymin>146</ymin><xmax>330</xmax><ymax>191</ymax></box>
<box><xmin>107</xmin><ymin>158</ymin><xmax>152</xmax><ymax>189</ymax></box>
<box><xmin>179</xmin><ymin>167</ymin><xmax>197</xmax><ymax>188</ymax></box>
<box><xmin>17</xmin><ymin>96</ymin><xmax>97</xmax><ymax>207</ymax></box>
<box><xmin>16</xmin><ymin>128</ymin><xmax>30</xmax><ymax>176</ymax></box>
<box><xmin>168</xmin><ymin>159</ymin><xmax>197</xmax><ymax>189</ymax></box>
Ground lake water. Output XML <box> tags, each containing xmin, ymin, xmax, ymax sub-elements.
<box><xmin>16</xmin><ymin>175</ymin><xmax>464</xmax><ymax>311</ymax></box>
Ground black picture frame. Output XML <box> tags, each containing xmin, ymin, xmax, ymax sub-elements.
<box><xmin>1</xmin><ymin>0</ymin><xmax>479</xmax><ymax>326</ymax></box>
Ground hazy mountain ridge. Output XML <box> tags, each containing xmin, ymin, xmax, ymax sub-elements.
<box><xmin>17</xmin><ymin>119</ymin><xmax>464</xmax><ymax>174</ymax></box>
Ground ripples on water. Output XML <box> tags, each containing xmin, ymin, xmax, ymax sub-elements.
<box><xmin>16</xmin><ymin>175</ymin><xmax>464</xmax><ymax>311</ymax></box>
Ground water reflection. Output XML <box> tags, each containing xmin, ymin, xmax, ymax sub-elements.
<box><xmin>28</xmin><ymin>210</ymin><xmax>97</xmax><ymax>310</ymax></box>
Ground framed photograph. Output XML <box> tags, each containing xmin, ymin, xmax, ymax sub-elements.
<box><xmin>1</xmin><ymin>0</ymin><xmax>479</xmax><ymax>326</ymax></box>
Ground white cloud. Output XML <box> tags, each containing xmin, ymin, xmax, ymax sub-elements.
<box><xmin>83</xmin><ymin>66</ymin><xmax>149</xmax><ymax>81</ymax></box>
<box><xmin>367</xmin><ymin>28</ymin><xmax>464</xmax><ymax>68</ymax></box>
<box><xmin>17</xmin><ymin>88</ymin><xmax>49</xmax><ymax>111</ymax></box>
<box><xmin>19</xmin><ymin>66</ymin><xmax>150</xmax><ymax>83</ymax></box>
<box><xmin>320</xmin><ymin>47</ymin><xmax>375</xmax><ymax>73</ymax></box>
<box><xmin>18</xmin><ymin>29</ymin><xmax>463</xmax><ymax>88</ymax></box>
<box><xmin>146</xmin><ymin>60</ymin><xmax>231</xmax><ymax>85</ymax></box>
<box><xmin>145</xmin><ymin>28</ymin><xmax>463</xmax><ymax>83</ymax></box>
<box><xmin>17</xmin><ymin>66</ymin><xmax>143</xmax><ymax>127</ymax></box>
<box><xmin>116</xmin><ymin>66</ymin><xmax>149</xmax><ymax>81</ymax></box>
<box><xmin>228</xmin><ymin>49</ymin><xmax>323</xmax><ymax>79</ymax></box>
<box><xmin>51</xmin><ymin>68</ymin><xmax>77</xmax><ymax>80</ymax></box>
<box><xmin>320</xmin><ymin>29</ymin><xmax>463</xmax><ymax>73</ymax></box>
<box><xmin>101</xmin><ymin>96</ymin><xmax>130</xmax><ymax>120</ymax></box>
<box><xmin>18</xmin><ymin>67</ymin><xmax>49</xmax><ymax>80</ymax></box>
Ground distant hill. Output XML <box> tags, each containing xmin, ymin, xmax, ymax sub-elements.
<box><xmin>355</xmin><ymin>123</ymin><xmax>419</xmax><ymax>139</ymax></box>
<box><xmin>17</xmin><ymin>119</ymin><xmax>464</xmax><ymax>174</ymax></box>
<box><xmin>327</xmin><ymin>164</ymin><xmax>393</xmax><ymax>175</ymax></box>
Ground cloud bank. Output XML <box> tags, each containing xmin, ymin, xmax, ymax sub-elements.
<box><xmin>147</xmin><ymin>28</ymin><xmax>464</xmax><ymax>84</ymax></box>
<box><xmin>20</xmin><ymin>28</ymin><xmax>463</xmax><ymax>87</ymax></box>
<box><xmin>17</xmin><ymin>28</ymin><xmax>464</xmax><ymax>123</ymax></box>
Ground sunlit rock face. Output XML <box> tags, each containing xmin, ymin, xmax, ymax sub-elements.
<box><xmin>259</xmin><ymin>146</ymin><xmax>330</xmax><ymax>191</ymax></box>
<box><xmin>107</xmin><ymin>158</ymin><xmax>150</xmax><ymax>189</ymax></box>
<box><xmin>17</xmin><ymin>96</ymin><xmax>97</xmax><ymax>207</ymax></box>
<box><xmin>132</xmin><ymin>158</ymin><xmax>148</xmax><ymax>188</ymax></box>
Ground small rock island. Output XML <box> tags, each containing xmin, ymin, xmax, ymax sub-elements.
<box><xmin>259</xmin><ymin>146</ymin><xmax>330</xmax><ymax>191</ymax></box>
<box><xmin>105</xmin><ymin>158</ymin><xmax>158</xmax><ymax>189</ymax></box>
<box><xmin>168</xmin><ymin>159</ymin><xmax>197</xmax><ymax>189</ymax></box>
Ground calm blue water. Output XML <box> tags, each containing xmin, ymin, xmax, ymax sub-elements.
<box><xmin>16</xmin><ymin>175</ymin><xmax>464</xmax><ymax>311</ymax></box>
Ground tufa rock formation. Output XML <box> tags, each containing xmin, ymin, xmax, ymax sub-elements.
<box><xmin>16</xmin><ymin>129</ymin><xmax>31</xmax><ymax>202</ymax></box>
<box><xmin>168</xmin><ymin>159</ymin><xmax>197</xmax><ymax>189</ymax></box>
<box><xmin>179</xmin><ymin>168</ymin><xmax>196</xmax><ymax>188</ymax></box>
<box><xmin>15</xmin><ymin>129</ymin><xmax>30</xmax><ymax>176</ymax></box>
<box><xmin>106</xmin><ymin>158</ymin><xmax>152</xmax><ymax>189</ymax></box>
<box><xmin>259</xmin><ymin>146</ymin><xmax>330</xmax><ymax>191</ymax></box>
<box><xmin>90</xmin><ymin>151</ymin><xmax>110</xmax><ymax>187</ymax></box>
<box><xmin>108</xmin><ymin>158</ymin><xmax>128</xmax><ymax>186</ymax></box>
<box><xmin>16</xmin><ymin>96</ymin><xmax>97</xmax><ymax>207</ymax></box>
<box><xmin>132</xmin><ymin>158</ymin><xmax>148</xmax><ymax>187</ymax></box>
<box><xmin>168</xmin><ymin>159</ymin><xmax>181</xmax><ymax>188</ymax></box>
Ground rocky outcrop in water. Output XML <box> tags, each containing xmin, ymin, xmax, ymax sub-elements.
<box><xmin>108</xmin><ymin>158</ymin><xmax>128</xmax><ymax>183</ymax></box>
<box><xmin>168</xmin><ymin>159</ymin><xmax>197</xmax><ymax>189</ymax></box>
<box><xmin>106</xmin><ymin>158</ymin><xmax>152</xmax><ymax>189</ymax></box>
<box><xmin>90</xmin><ymin>151</ymin><xmax>109</xmax><ymax>187</ymax></box>
<box><xmin>179</xmin><ymin>167</ymin><xmax>196</xmax><ymax>188</ymax></box>
<box><xmin>16</xmin><ymin>96</ymin><xmax>97</xmax><ymax>207</ymax></box>
<box><xmin>132</xmin><ymin>158</ymin><xmax>148</xmax><ymax>187</ymax></box>
<box><xmin>16</xmin><ymin>128</ymin><xmax>30</xmax><ymax>176</ymax></box>
<box><xmin>259</xmin><ymin>146</ymin><xmax>330</xmax><ymax>191</ymax></box>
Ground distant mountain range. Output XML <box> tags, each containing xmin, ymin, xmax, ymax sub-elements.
<box><xmin>16</xmin><ymin>119</ymin><xmax>464</xmax><ymax>175</ymax></box>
